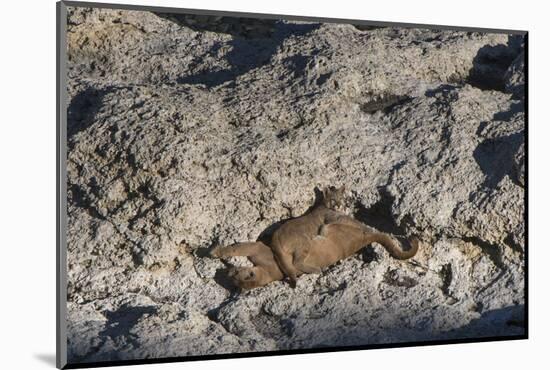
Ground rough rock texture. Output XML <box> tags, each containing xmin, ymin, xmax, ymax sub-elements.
<box><xmin>505</xmin><ymin>51</ymin><xmax>526</xmax><ymax>98</ymax></box>
<box><xmin>65</xmin><ymin>7</ymin><xmax>526</xmax><ymax>364</ymax></box>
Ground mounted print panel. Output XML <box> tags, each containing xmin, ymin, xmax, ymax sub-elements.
<box><xmin>57</xmin><ymin>1</ymin><xmax>526</xmax><ymax>368</ymax></box>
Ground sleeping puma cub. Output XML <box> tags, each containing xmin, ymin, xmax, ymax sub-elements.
<box><xmin>210</xmin><ymin>220</ymin><xmax>419</xmax><ymax>290</ymax></box>
<box><xmin>211</xmin><ymin>186</ymin><xmax>419</xmax><ymax>289</ymax></box>
<box><xmin>210</xmin><ymin>240</ymin><xmax>284</xmax><ymax>290</ymax></box>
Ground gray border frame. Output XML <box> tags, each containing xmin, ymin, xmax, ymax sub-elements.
<box><xmin>56</xmin><ymin>1</ymin><xmax>528</xmax><ymax>369</ymax></box>
<box><xmin>61</xmin><ymin>0</ymin><xmax>527</xmax><ymax>34</ymax></box>
<box><xmin>57</xmin><ymin>1</ymin><xmax>68</xmax><ymax>369</ymax></box>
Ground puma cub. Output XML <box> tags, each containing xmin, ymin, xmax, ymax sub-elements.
<box><xmin>211</xmin><ymin>186</ymin><xmax>419</xmax><ymax>289</ymax></box>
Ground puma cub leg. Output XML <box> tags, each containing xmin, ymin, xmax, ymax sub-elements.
<box><xmin>211</xmin><ymin>241</ymin><xmax>283</xmax><ymax>290</ymax></box>
<box><xmin>210</xmin><ymin>242</ymin><xmax>266</xmax><ymax>258</ymax></box>
<box><xmin>272</xmin><ymin>248</ymin><xmax>301</xmax><ymax>288</ymax></box>
<box><xmin>293</xmin><ymin>246</ymin><xmax>322</xmax><ymax>274</ymax></box>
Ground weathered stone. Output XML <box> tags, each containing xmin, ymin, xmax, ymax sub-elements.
<box><xmin>65</xmin><ymin>7</ymin><xmax>525</xmax><ymax>364</ymax></box>
<box><xmin>505</xmin><ymin>51</ymin><xmax>526</xmax><ymax>98</ymax></box>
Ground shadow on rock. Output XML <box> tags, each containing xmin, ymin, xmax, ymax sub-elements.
<box><xmin>440</xmin><ymin>304</ymin><xmax>525</xmax><ymax>339</ymax></box>
<box><xmin>67</xmin><ymin>86</ymin><xmax>114</xmax><ymax>139</ymax></box>
<box><xmin>425</xmin><ymin>83</ymin><xmax>458</xmax><ymax>98</ymax></box>
<box><xmin>213</xmin><ymin>267</ymin><xmax>240</xmax><ymax>292</ymax></box>
<box><xmin>154</xmin><ymin>13</ymin><xmax>279</xmax><ymax>39</ymax></box>
<box><xmin>353</xmin><ymin>188</ymin><xmax>407</xmax><ymax>237</ymax></box>
<box><xmin>491</xmin><ymin>101</ymin><xmax>524</xmax><ymax>122</ymax></box>
<box><xmin>99</xmin><ymin>305</ymin><xmax>158</xmax><ymax>343</ymax></box>
<box><xmin>467</xmin><ymin>35</ymin><xmax>524</xmax><ymax>91</ymax></box>
<box><xmin>173</xmin><ymin>21</ymin><xmax>321</xmax><ymax>88</ymax></box>
<box><xmin>264</xmin><ymin>301</ymin><xmax>524</xmax><ymax>350</ymax></box>
<box><xmin>474</xmin><ymin>132</ymin><xmax>523</xmax><ymax>188</ymax></box>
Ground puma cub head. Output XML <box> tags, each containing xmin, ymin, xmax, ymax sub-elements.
<box><xmin>321</xmin><ymin>185</ymin><xmax>346</xmax><ymax>210</ymax></box>
<box><xmin>228</xmin><ymin>266</ymin><xmax>268</xmax><ymax>290</ymax></box>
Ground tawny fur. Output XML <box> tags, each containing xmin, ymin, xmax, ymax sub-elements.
<box><xmin>210</xmin><ymin>186</ymin><xmax>419</xmax><ymax>290</ymax></box>
<box><xmin>210</xmin><ymin>224</ymin><xmax>419</xmax><ymax>290</ymax></box>
<box><xmin>268</xmin><ymin>186</ymin><xmax>348</xmax><ymax>287</ymax></box>
<box><xmin>211</xmin><ymin>241</ymin><xmax>284</xmax><ymax>290</ymax></box>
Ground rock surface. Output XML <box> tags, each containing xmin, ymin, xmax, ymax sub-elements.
<box><xmin>65</xmin><ymin>7</ymin><xmax>526</xmax><ymax>364</ymax></box>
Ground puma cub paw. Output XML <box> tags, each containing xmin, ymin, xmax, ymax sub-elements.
<box><xmin>288</xmin><ymin>277</ymin><xmax>297</xmax><ymax>289</ymax></box>
<box><xmin>209</xmin><ymin>246</ymin><xmax>222</xmax><ymax>258</ymax></box>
